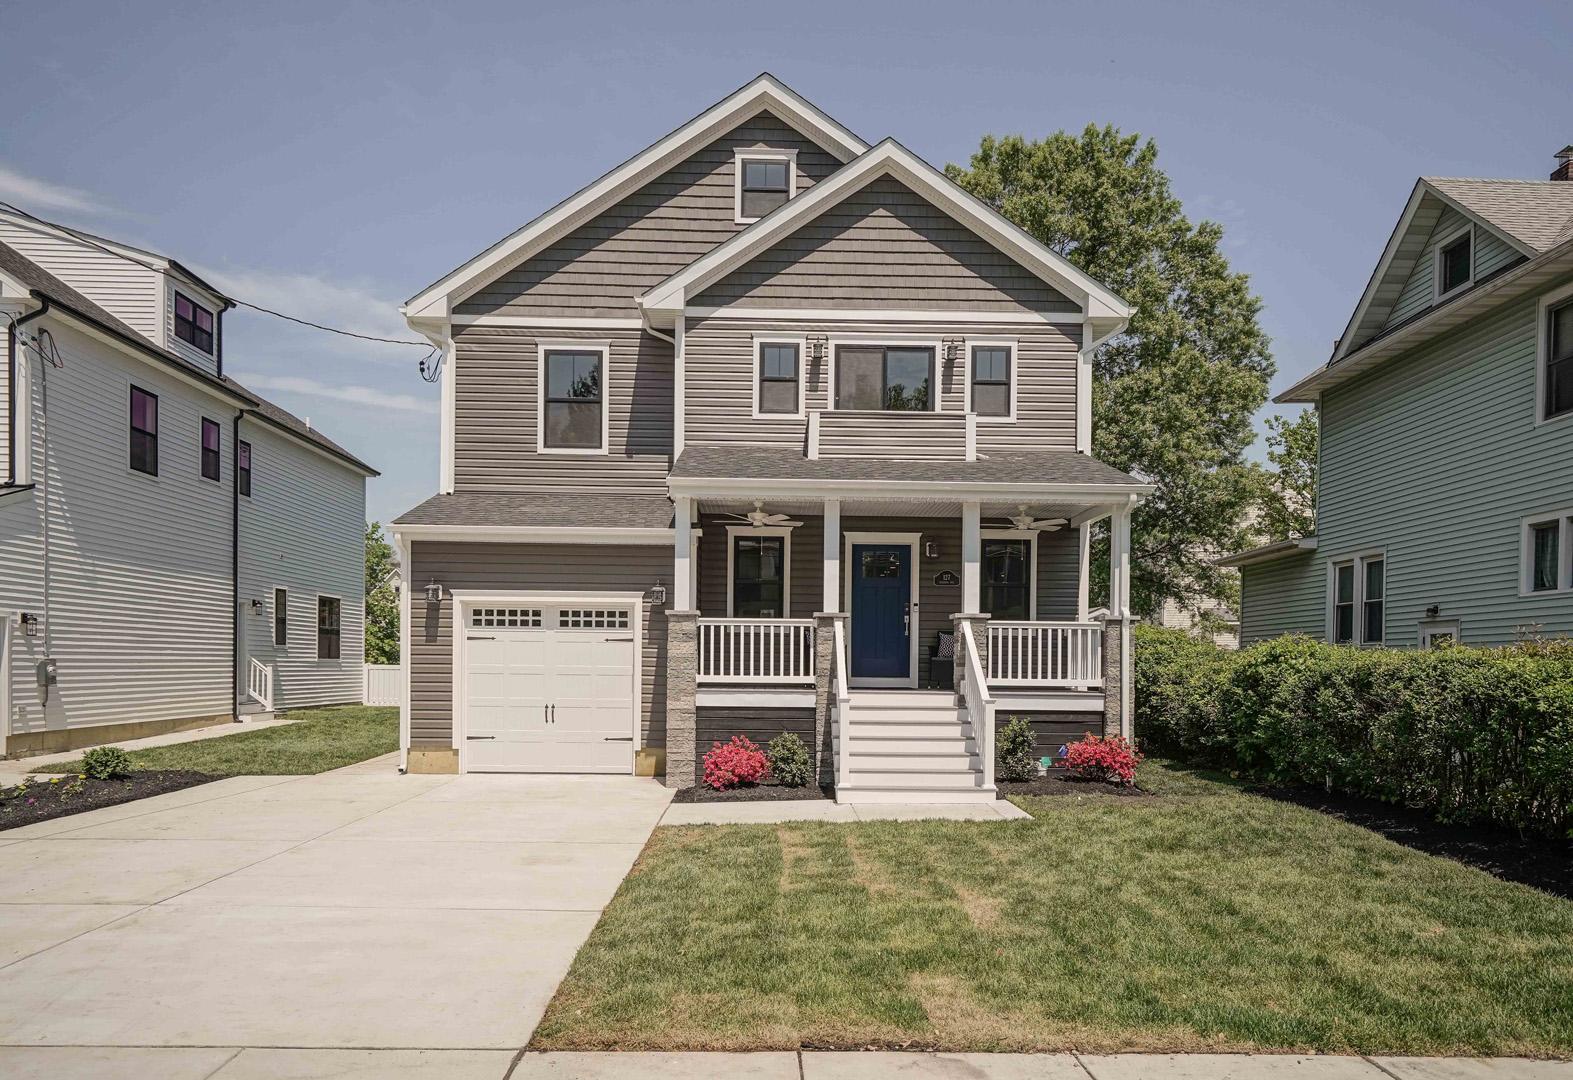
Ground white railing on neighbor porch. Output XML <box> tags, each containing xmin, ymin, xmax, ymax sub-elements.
<box><xmin>364</xmin><ymin>664</ymin><xmax>401</xmax><ymax>706</ymax></box>
<box><xmin>987</xmin><ymin>621</ymin><xmax>1103</xmax><ymax>687</ymax></box>
<box><xmin>831</xmin><ymin>618</ymin><xmax>852</xmax><ymax>790</ymax></box>
<box><xmin>247</xmin><ymin>657</ymin><xmax>273</xmax><ymax>712</ymax></box>
<box><xmin>957</xmin><ymin>621</ymin><xmax>996</xmax><ymax>791</ymax></box>
<box><xmin>696</xmin><ymin>619</ymin><xmax>816</xmax><ymax>683</ymax></box>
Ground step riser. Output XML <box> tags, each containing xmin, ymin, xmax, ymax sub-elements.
<box><xmin>846</xmin><ymin>721</ymin><xmax>973</xmax><ymax>738</ymax></box>
<box><xmin>848</xmin><ymin>692</ymin><xmax>957</xmax><ymax>707</ymax></box>
<box><xmin>849</xmin><ymin>771</ymin><xmax>984</xmax><ymax>789</ymax></box>
<box><xmin>849</xmin><ymin>738</ymin><xmax>978</xmax><ymax>755</ymax></box>
<box><xmin>850</xmin><ymin>755</ymin><xmax>980</xmax><ymax>771</ymax></box>
<box><xmin>836</xmin><ymin>788</ymin><xmax>998</xmax><ymax>805</ymax></box>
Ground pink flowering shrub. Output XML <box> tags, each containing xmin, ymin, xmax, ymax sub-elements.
<box><xmin>703</xmin><ymin>735</ymin><xmax>769</xmax><ymax>790</ymax></box>
<box><xmin>1062</xmin><ymin>734</ymin><xmax>1142</xmax><ymax>786</ymax></box>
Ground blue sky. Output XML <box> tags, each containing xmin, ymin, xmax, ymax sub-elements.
<box><xmin>4</xmin><ymin>0</ymin><xmax>1568</xmax><ymax>524</ymax></box>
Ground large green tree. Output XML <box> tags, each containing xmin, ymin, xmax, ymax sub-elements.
<box><xmin>365</xmin><ymin>521</ymin><xmax>399</xmax><ymax>664</ymax></box>
<box><xmin>947</xmin><ymin>126</ymin><xmax>1274</xmax><ymax>616</ymax></box>
<box><xmin>1259</xmin><ymin>408</ymin><xmax>1318</xmax><ymax>541</ymax></box>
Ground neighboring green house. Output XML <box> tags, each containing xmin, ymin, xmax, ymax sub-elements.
<box><xmin>1221</xmin><ymin>148</ymin><xmax>1573</xmax><ymax>648</ymax></box>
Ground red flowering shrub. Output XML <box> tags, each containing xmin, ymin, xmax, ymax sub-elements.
<box><xmin>1062</xmin><ymin>734</ymin><xmax>1142</xmax><ymax>786</ymax></box>
<box><xmin>703</xmin><ymin>735</ymin><xmax>769</xmax><ymax>790</ymax></box>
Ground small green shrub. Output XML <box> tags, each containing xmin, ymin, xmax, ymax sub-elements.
<box><xmin>995</xmin><ymin>715</ymin><xmax>1037</xmax><ymax>782</ymax></box>
<box><xmin>81</xmin><ymin>746</ymin><xmax>132</xmax><ymax>781</ymax></box>
<box><xmin>766</xmin><ymin>731</ymin><xmax>812</xmax><ymax>788</ymax></box>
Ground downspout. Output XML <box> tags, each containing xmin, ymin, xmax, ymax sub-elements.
<box><xmin>6</xmin><ymin>297</ymin><xmax>49</xmax><ymax>486</ymax></box>
<box><xmin>231</xmin><ymin>410</ymin><xmax>242</xmax><ymax>722</ymax></box>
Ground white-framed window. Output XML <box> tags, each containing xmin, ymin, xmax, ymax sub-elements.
<box><xmin>753</xmin><ymin>337</ymin><xmax>805</xmax><ymax>418</ymax></box>
<box><xmin>965</xmin><ymin>339</ymin><xmax>1017</xmax><ymax>421</ymax></box>
<box><xmin>537</xmin><ymin>342</ymin><xmax>610</xmax><ymax>454</ymax></box>
<box><xmin>829</xmin><ymin>341</ymin><xmax>939</xmax><ymax>412</ymax></box>
<box><xmin>981</xmin><ymin>528</ymin><xmax>1036</xmax><ymax>620</ymax></box>
<box><xmin>1520</xmin><ymin>509</ymin><xmax>1573</xmax><ymax>595</ymax></box>
<box><xmin>1536</xmin><ymin>281</ymin><xmax>1573</xmax><ymax>425</ymax></box>
<box><xmin>471</xmin><ymin>607</ymin><xmax>543</xmax><ymax>628</ymax></box>
<box><xmin>273</xmin><ymin>588</ymin><xmax>288</xmax><ymax>647</ymax></box>
<box><xmin>174</xmin><ymin>291</ymin><xmax>215</xmax><ymax>355</ymax></box>
<box><xmin>1433</xmin><ymin>224</ymin><xmax>1474</xmax><ymax>301</ymax></box>
<box><xmin>726</xmin><ymin>525</ymin><xmax>792</xmax><ymax>618</ymax></box>
<box><xmin>1419</xmin><ymin>619</ymin><xmax>1461</xmax><ymax>648</ymax></box>
<box><xmin>734</xmin><ymin>150</ymin><xmax>797</xmax><ymax>224</ymax></box>
<box><xmin>1328</xmin><ymin>551</ymin><xmax>1384</xmax><ymax>645</ymax></box>
<box><xmin>558</xmin><ymin>608</ymin><xmax>629</xmax><ymax>629</ymax></box>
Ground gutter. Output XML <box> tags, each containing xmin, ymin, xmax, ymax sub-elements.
<box><xmin>6</xmin><ymin>298</ymin><xmax>48</xmax><ymax>486</ymax></box>
<box><xmin>231</xmin><ymin>411</ymin><xmax>242</xmax><ymax>723</ymax></box>
<box><xmin>1214</xmin><ymin>536</ymin><xmax>1318</xmax><ymax>568</ymax></box>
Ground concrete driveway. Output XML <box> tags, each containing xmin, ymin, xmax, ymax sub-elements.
<box><xmin>0</xmin><ymin>754</ymin><xmax>672</xmax><ymax>1078</ymax></box>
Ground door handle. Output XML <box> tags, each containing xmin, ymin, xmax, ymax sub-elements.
<box><xmin>903</xmin><ymin>610</ymin><xmax>910</xmax><ymax>636</ymax></box>
<box><xmin>468</xmin><ymin>636</ymin><xmax>495</xmax><ymax>641</ymax></box>
<box><xmin>543</xmin><ymin>704</ymin><xmax>549</xmax><ymax>725</ymax></box>
<box><xmin>604</xmin><ymin>736</ymin><xmax>633</xmax><ymax>742</ymax></box>
<box><xmin>603</xmin><ymin>636</ymin><xmax>634</xmax><ymax>642</ymax></box>
<box><xmin>466</xmin><ymin>735</ymin><xmax>496</xmax><ymax>741</ymax></box>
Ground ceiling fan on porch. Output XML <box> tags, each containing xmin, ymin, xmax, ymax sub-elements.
<box><xmin>1007</xmin><ymin>505</ymin><xmax>1069</xmax><ymax>532</ymax></box>
<box><xmin>720</xmin><ymin>501</ymin><xmax>804</xmax><ymax>529</ymax></box>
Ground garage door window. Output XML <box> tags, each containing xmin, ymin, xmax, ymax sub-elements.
<box><xmin>559</xmin><ymin>608</ymin><xmax>630</xmax><ymax>629</ymax></box>
<box><xmin>472</xmin><ymin>607</ymin><xmax>543</xmax><ymax>628</ymax></box>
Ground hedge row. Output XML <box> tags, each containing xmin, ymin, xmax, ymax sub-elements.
<box><xmin>1132</xmin><ymin>626</ymin><xmax>1573</xmax><ymax>837</ymax></box>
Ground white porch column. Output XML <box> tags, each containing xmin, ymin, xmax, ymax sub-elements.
<box><xmin>673</xmin><ymin>496</ymin><xmax>693</xmax><ymax>611</ymax></box>
<box><xmin>961</xmin><ymin>500</ymin><xmax>981</xmax><ymax>614</ymax></box>
<box><xmin>822</xmin><ymin>498</ymin><xmax>841</xmax><ymax>612</ymax></box>
<box><xmin>1111</xmin><ymin>504</ymin><xmax>1131</xmax><ymax>618</ymax></box>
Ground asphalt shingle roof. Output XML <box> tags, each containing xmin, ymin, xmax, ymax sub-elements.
<box><xmin>671</xmin><ymin>445</ymin><xmax>1145</xmax><ymax>487</ymax></box>
<box><xmin>1424</xmin><ymin>178</ymin><xmax>1573</xmax><ymax>253</ymax></box>
<box><xmin>394</xmin><ymin>493</ymin><xmax>675</xmax><ymax>529</ymax></box>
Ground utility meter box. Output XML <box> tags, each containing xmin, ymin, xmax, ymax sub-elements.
<box><xmin>36</xmin><ymin>658</ymin><xmax>57</xmax><ymax>688</ymax></box>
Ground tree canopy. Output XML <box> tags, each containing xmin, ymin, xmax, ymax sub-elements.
<box><xmin>946</xmin><ymin>125</ymin><xmax>1274</xmax><ymax>616</ymax></box>
<box><xmin>365</xmin><ymin>522</ymin><xmax>399</xmax><ymax>664</ymax></box>
<box><xmin>1259</xmin><ymin>408</ymin><xmax>1318</xmax><ymax>541</ymax></box>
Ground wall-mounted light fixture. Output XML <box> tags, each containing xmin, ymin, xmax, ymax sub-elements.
<box><xmin>250</xmin><ymin>598</ymin><xmax>265</xmax><ymax>612</ymax></box>
<box><xmin>924</xmin><ymin>540</ymin><xmax>940</xmax><ymax>559</ymax></box>
<box><xmin>649</xmin><ymin>580</ymin><xmax>668</xmax><ymax>606</ymax></box>
<box><xmin>1425</xmin><ymin>604</ymin><xmax>1440</xmax><ymax>619</ymax></box>
<box><xmin>424</xmin><ymin>580</ymin><xmax>443</xmax><ymax>604</ymax></box>
<box><xmin>18</xmin><ymin>612</ymin><xmax>39</xmax><ymax>638</ymax></box>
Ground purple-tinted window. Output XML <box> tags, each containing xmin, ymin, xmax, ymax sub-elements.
<box><xmin>130</xmin><ymin>386</ymin><xmax>158</xmax><ymax>475</ymax></box>
<box><xmin>174</xmin><ymin>292</ymin><xmax>215</xmax><ymax>354</ymax></box>
<box><xmin>200</xmin><ymin>418</ymin><xmax>221</xmax><ymax>481</ymax></box>
<box><xmin>237</xmin><ymin>440</ymin><xmax>252</xmax><ymax>497</ymax></box>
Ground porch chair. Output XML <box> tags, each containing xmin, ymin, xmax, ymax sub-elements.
<box><xmin>927</xmin><ymin>630</ymin><xmax>956</xmax><ymax>690</ymax></box>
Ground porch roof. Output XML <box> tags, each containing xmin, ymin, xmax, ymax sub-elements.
<box><xmin>394</xmin><ymin>492</ymin><xmax>674</xmax><ymax>529</ymax></box>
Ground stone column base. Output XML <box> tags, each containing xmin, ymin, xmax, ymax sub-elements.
<box><xmin>664</xmin><ymin>610</ymin><xmax>699</xmax><ymax>789</ymax></box>
<box><xmin>1102</xmin><ymin>617</ymin><xmax>1126</xmax><ymax>740</ymax></box>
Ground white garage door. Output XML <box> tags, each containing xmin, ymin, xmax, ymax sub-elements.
<box><xmin>462</xmin><ymin>604</ymin><xmax>637</xmax><ymax>773</ymax></box>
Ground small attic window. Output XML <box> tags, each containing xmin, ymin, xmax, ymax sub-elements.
<box><xmin>175</xmin><ymin>292</ymin><xmax>215</xmax><ymax>354</ymax></box>
<box><xmin>736</xmin><ymin>151</ymin><xmax>796</xmax><ymax>224</ymax></box>
<box><xmin>1436</xmin><ymin>229</ymin><xmax>1473</xmax><ymax>298</ymax></box>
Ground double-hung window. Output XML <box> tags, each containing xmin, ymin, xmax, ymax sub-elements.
<box><xmin>200</xmin><ymin>418</ymin><xmax>221</xmax><ymax>481</ymax></box>
<box><xmin>317</xmin><ymin>596</ymin><xmax>341</xmax><ymax>660</ymax></box>
<box><xmin>130</xmin><ymin>386</ymin><xmax>158</xmax><ymax>475</ymax></box>
<box><xmin>1330</xmin><ymin>553</ymin><xmax>1384</xmax><ymax>645</ymax></box>
<box><xmin>735</xmin><ymin>153</ymin><xmax>794</xmax><ymax>223</ymax></box>
<box><xmin>174</xmin><ymin>292</ymin><xmax>215</xmax><ymax>354</ymax></box>
<box><xmin>755</xmin><ymin>340</ymin><xmax>802</xmax><ymax>416</ymax></box>
<box><xmin>237</xmin><ymin>440</ymin><xmax>252</xmax><ymax>497</ymax></box>
<box><xmin>541</xmin><ymin>346</ymin><xmax>606</xmax><ymax>451</ymax></box>
<box><xmin>1435</xmin><ymin>228</ymin><xmax>1473</xmax><ymax>299</ymax></box>
<box><xmin>1543</xmin><ymin>295</ymin><xmax>1573</xmax><ymax>422</ymax></box>
<box><xmin>969</xmin><ymin>342</ymin><xmax>1014</xmax><ymax>418</ymax></box>
<box><xmin>834</xmin><ymin>345</ymin><xmax>934</xmax><ymax>411</ymax></box>
<box><xmin>729</xmin><ymin>530</ymin><xmax>789</xmax><ymax>618</ymax></box>
<box><xmin>981</xmin><ymin>536</ymin><xmax>1033</xmax><ymax>620</ymax></box>
<box><xmin>1523</xmin><ymin>511</ymin><xmax>1572</xmax><ymax>594</ymax></box>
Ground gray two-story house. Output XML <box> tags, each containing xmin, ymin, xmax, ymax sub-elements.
<box><xmin>1223</xmin><ymin>149</ymin><xmax>1573</xmax><ymax>648</ymax></box>
<box><xmin>392</xmin><ymin>76</ymin><xmax>1150</xmax><ymax>800</ymax></box>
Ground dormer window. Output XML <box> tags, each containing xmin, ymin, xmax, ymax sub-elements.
<box><xmin>1435</xmin><ymin>228</ymin><xmax>1473</xmax><ymax>298</ymax></box>
<box><xmin>735</xmin><ymin>151</ymin><xmax>796</xmax><ymax>224</ymax></box>
<box><xmin>174</xmin><ymin>292</ymin><xmax>215</xmax><ymax>354</ymax></box>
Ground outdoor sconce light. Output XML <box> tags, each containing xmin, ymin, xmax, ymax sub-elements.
<box><xmin>1425</xmin><ymin>604</ymin><xmax>1441</xmax><ymax>618</ymax></box>
<box><xmin>250</xmin><ymin>598</ymin><xmax>265</xmax><ymax>612</ymax></box>
<box><xmin>18</xmin><ymin>612</ymin><xmax>39</xmax><ymax>638</ymax></box>
<box><xmin>649</xmin><ymin>580</ymin><xmax>668</xmax><ymax>606</ymax></box>
<box><xmin>924</xmin><ymin>540</ymin><xmax>940</xmax><ymax>559</ymax></box>
<box><xmin>424</xmin><ymin>580</ymin><xmax>443</xmax><ymax>604</ymax></box>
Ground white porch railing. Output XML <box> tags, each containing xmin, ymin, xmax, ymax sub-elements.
<box><xmin>831</xmin><ymin>618</ymin><xmax>851</xmax><ymax>790</ymax></box>
<box><xmin>696</xmin><ymin>619</ymin><xmax>816</xmax><ymax>683</ymax></box>
<box><xmin>957</xmin><ymin>621</ymin><xmax>996</xmax><ymax>791</ymax></box>
<box><xmin>247</xmin><ymin>657</ymin><xmax>274</xmax><ymax>711</ymax></box>
<box><xmin>987</xmin><ymin>621</ymin><xmax>1103</xmax><ymax>687</ymax></box>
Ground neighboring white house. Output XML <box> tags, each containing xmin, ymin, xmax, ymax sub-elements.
<box><xmin>0</xmin><ymin>210</ymin><xmax>376</xmax><ymax>755</ymax></box>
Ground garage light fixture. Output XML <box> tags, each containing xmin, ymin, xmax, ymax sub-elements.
<box><xmin>18</xmin><ymin>612</ymin><xmax>39</xmax><ymax>637</ymax></box>
<box><xmin>649</xmin><ymin>580</ymin><xmax>668</xmax><ymax>606</ymax></box>
<box><xmin>424</xmin><ymin>580</ymin><xmax>443</xmax><ymax>604</ymax></box>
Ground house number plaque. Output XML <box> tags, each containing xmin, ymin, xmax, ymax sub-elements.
<box><xmin>932</xmin><ymin>570</ymin><xmax>960</xmax><ymax>587</ymax></box>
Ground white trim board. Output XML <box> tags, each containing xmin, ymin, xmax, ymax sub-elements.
<box><xmin>751</xmin><ymin>335</ymin><xmax>808</xmax><ymax>420</ymax></box>
<box><xmin>1535</xmin><ymin>279</ymin><xmax>1573</xmax><ymax>429</ymax></box>
<box><xmin>725</xmin><ymin>524</ymin><xmax>795</xmax><ymax>618</ymax></box>
<box><xmin>734</xmin><ymin>148</ymin><xmax>799</xmax><ymax>225</ymax></box>
<box><xmin>981</xmin><ymin>527</ymin><xmax>1038</xmax><ymax>617</ymax></box>
<box><xmin>392</xmin><ymin>525</ymin><xmax>676</xmax><ymax>545</ymax></box>
<box><xmin>536</xmin><ymin>341</ymin><xmax>612</xmax><ymax>456</ymax></box>
<box><xmin>826</xmin><ymin>337</ymin><xmax>942</xmax><ymax>413</ymax></box>
<box><xmin>964</xmin><ymin>338</ymin><xmax>1018</xmax><ymax>423</ymax></box>
<box><xmin>452</xmin><ymin>315</ymin><xmax>646</xmax><ymax>329</ymax></box>
<box><xmin>686</xmin><ymin>306</ymin><xmax>1085</xmax><ymax>324</ymax></box>
<box><xmin>1431</xmin><ymin>222</ymin><xmax>1476</xmax><ymax>303</ymax></box>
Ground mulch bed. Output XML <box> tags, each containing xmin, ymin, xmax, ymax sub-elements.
<box><xmin>996</xmin><ymin>772</ymin><xmax>1149</xmax><ymax>799</ymax></box>
<box><xmin>1250</xmin><ymin>782</ymin><xmax>1573</xmax><ymax>900</ymax></box>
<box><xmin>672</xmin><ymin>781</ymin><xmax>835</xmax><ymax>803</ymax></box>
<box><xmin>0</xmin><ymin>770</ymin><xmax>219</xmax><ymax>831</ymax></box>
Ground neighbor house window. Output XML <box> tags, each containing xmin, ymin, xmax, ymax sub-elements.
<box><xmin>317</xmin><ymin>596</ymin><xmax>341</xmax><ymax>660</ymax></box>
<box><xmin>1436</xmin><ymin>230</ymin><xmax>1472</xmax><ymax>297</ymax></box>
<box><xmin>982</xmin><ymin>537</ymin><xmax>1032</xmax><ymax>620</ymax></box>
<box><xmin>1332</xmin><ymin>563</ymin><xmax>1355</xmax><ymax>644</ymax></box>
<box><xmin>1523</xmin><ymin>512</ymin><xmax>1571</xmax><ymax>594</ymax></box>
<box><xmin>237</xmin><ymin>440</ymin><xmax>252</xmax><ymax>497</ymax></box>
<box><xmin>1330</xmin><ymin>553</ymin><xmax>1384</xmax><ymax>645</ymax></box>
<box><xmin>273</xmin><ymin>588</ymin><xmax>288</xmax><ymax>647</ymax></box>
<box><xmin>736</xmin><ymin>153</ymin><xmax>794</xmax><ymax>222</ymax></box>
<box><xmin>1362</xmin><ymin>558</ymin><xmax>1385</xmax><ymax>644</ymax></box>
<box><xmin>130</xmin><ymin>386</ymin><xmax>158</xmax><ymax>475</ymax></box>
<box><xmin>1545</xmin><ymin>297</ymin><xmax>1573</xmax><ymax>421</ymax></box>
<box><xmin>174</xmin><ymin>292</ymin><xmax>215</xmax><ymax>354</ymax></box>
<box><xmin>200</xmin><ymin>418</ymin><xmax>221</xmax><ymax>481</ymax></box>
<box><xmin>541</xmin><ymin>347</ymin><xmax>605</xmax><ymax>451</ymax></box>
<box><xmin>970</xmin><ymin>343</ymin><xmax>1013</xmax><ymax>418</ymax></box>
<box><xmin>834</xmin><ymin>345</ymin><xmax>934</xmax><ymax>411</ymax></box>
<box><xmin>730</xmin><ymin>531</ymin><xmax>788</xmax><ymax>618</ymax></box>
<box><xmin>755</xmin><ymin>340</ymin><xmax>801</xmax><ymax>416</ymax></box>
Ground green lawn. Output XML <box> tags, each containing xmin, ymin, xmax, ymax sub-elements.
<box><xmin>533</xmin><ymin>760</ymin><xmax>1573</xmax><ymax>1056</ymax></box>
<box><xmin>37</xmin><ymin>705</ymin><xmax>398</xmax><ymax>777</ymax></box>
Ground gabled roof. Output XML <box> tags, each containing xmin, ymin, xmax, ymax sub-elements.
<box><xmin>638</xmin><ymin>138</ymin><xmax>1130</xmax><ymax>330</ymax></box>
<box><xmin>403</xmin><ymin>73</ymin><xmax>869</xmax><ymax>322</ymax></box>
<box><xmin>1424</xmin><ymin>178</ymin><xmax>1573</xmax><ymax>253</ymax></box>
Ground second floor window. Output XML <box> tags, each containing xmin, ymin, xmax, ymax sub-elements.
<box><xmin>238</xmin><ymin>440</ymin><xmax>252</xmax><ymax>497</ymax></box>
<box><xmin>756</xmin><ymin>341</ymin><xmax>801</xmax><ymax>416</ymax></box>
<box><xmin>737</xmin><ymin>156</ymin><xmax>792</xmax><ymax>222</ymax></box>
<box><xmin>200</xmin><ymin>418</ymin><xmax>221</xmax><ymax>481</ymax></box>
<box><xmin>1546</xmin><ymin>298</ymin><xmax>1573</xmax><ymax>421</ymax></box>
<box><xmin>174</xmin><ymin>292</ymin><xmax>215</xmax><ymax>354</ymax></box>
<box><xmin>542</xmin><ymin>348</ymin><xmax>605</xmax><ymax>451</ymax></box>
<box><xmin>970</xmin><ymin>345</ymin><xmax>1013</xmax><ymax>418</ymax></box>
<box><xmin>1437</xmin><ymin>231</ymin><xmax>1472</xmax><ymax>297</ymax></box>
<box><xmin>1524</xmin><ymin>512</ymin><xmax>1571</xmax><ymax>594</ymax></box>
<box><xmin>835</xmin><ymin>345</ymin><xmax>933</xmax><ymax>412</ymax></box>
<box><xmin>130</xmin><ymin>386</ymin><xmax>158</xmax><ymax>475</ymax></box>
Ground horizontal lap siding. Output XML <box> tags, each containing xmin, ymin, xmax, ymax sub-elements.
<box><xmin>452</xmin><ymin>325</ymin><xmax>671</xmax><ymax>495</ymax></box>
<box><xmin>693</xmin><ymin>176</ymin><xmax>1079</xmax><ymax>313</ymax></box>
<box><xmin>408</xmin><ymin>541</ymin><xmax>671</xmax><ymax>748</ymax></box>
<box><xmin>0</xmin><ymin>220</ymin><xmax>163</xmax><ymax>342</ymax></box>
<box><xmin>995</xmin><ymin>712</ymin><xmax>1105</xmax><ymax>757</ymax></box>
<box><xmin>819</xmin><ymin>412</ymin><xmax>966</xmax><ymax>458</ymax></box>
<box><xmin>1385</xmin><ymin>206</ymin><xmax>1524</xmax><ymax>331</ymax></box>
<box><xmin>695</xmin><ymin>707</ymin><xmax>816</xmax><ymax>785</ymax></box>
<box><xmin>1238</xmin><ymin>554</ymin><xmax>1324</xmax><ymax>644</ymax></box>
<box><xmin>683</xmin><ymin>317</ymin><xmax>1080</xmax><ymax>451</ymax></box>
<box><xmin>455</xmin><ymin>114</ymin><xmax>842</xmax><ymax>318</ymax></box>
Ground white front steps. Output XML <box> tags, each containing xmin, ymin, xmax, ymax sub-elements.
<box><xmin>835</xmin><ymin>689</ymin><xmax>995</xmax><ymax>805</ymax></box>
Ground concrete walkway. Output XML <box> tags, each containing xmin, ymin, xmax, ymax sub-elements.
<box><xmin>0</xmin><ymin>712</ymin><xmax>303</xmax><ymax>785</ymax></box>
<box><xmin>661</xmin><ymin>797</ymin><xmax>1032</xmax><ymax>825</ymax></box>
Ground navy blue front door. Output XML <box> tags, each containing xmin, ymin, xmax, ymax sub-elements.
<box><xmin>850</xmin><ymin>544</ymin><xmax>911</xmax><ymax>681</ymax></box>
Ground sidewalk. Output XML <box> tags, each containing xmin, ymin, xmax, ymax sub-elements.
<box><xmin>0</xmin><ymin>713</ymin><xmax>301</xmax><ymax>785</ymax></box>
<box><xmin>660</xmin><ymin>798</ymin><xmax>1032</xmax><ymax>825</ymax></box>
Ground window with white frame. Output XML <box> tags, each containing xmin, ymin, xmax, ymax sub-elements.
<box><xmin>981</xmin><ymin>533</ymin><xmax>1034</xmax><ymax>620</ymax></box>
<box><xmin>1542</xmin><ymin>292</ymin><xmax>1573</xmax><ymax>422</ymax></box>
<box><xmin>1522</xmin><ymin>510</ymin><xmax>1572</xmax><ymax>594</ymax></box>
<box><xmin>754</xmin><ymin>340</ymin><xmax>803</xmax><ymax>416</ymax></box>
<box><xmin>834</xmin><ymin>345</ymin><xmax>935</xmax><ymax>411</ymax></box>
<box><xmin>540</xmin><ymin>345</ymin><xmax>607</xmax><ymax>452</ymax></box>
<box><xmin>174</xmin><ymin>292</ymin><xmax>215</xmax><ymax>355</ymax></box>
<box><xmin>735</xmin><ymin>152</ymin><xmax>795</xmax><ymax>223</ymax></box>
<box><xmin>1419</xmin><ymin>620</ymin><xmax>1461</xmax><ymax>648</ymax></box>
<box><xmin>1329</xmin><ymin>553</ymin><xmax>1384</xmax><ymax>645</ymax></box>
<box><xmin>968</xmin><ymin>342</ymin><xmax>1014</xmax><ymax>419</ymax></box>
<box><xmin>1434</xmin><ymin>227</ymin><xmax>1473</xmax><ymax>299</ymax></box>
<box><xmin>728</xmin><ymin>527</ymin><xmax>790</xmax><ymax>618</ymax></box>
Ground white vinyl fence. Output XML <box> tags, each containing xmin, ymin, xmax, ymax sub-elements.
<box><xmin>363</xmin><ymin>663</ymin><xmax>402</xmax><ymax>706</ymax></box>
